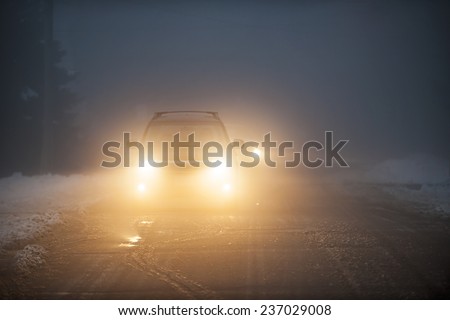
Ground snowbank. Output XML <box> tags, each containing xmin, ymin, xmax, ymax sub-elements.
<box><xmin>382</xmin><ymin>182</ymin><xmax>450</xmax><ymax>216</ymax></box>
<box><xmin>0</xmin><ymin>173</ymin><xmax>112</xmax><ymax>248</ymax></box>
<box><xmin>364</xmin><ymin>154</ymin><xmax>448</xmax><ymax>184</ymax></box>
<box><xmin>342</xmin><ymin>154</ymin><xmax>450</xmax><ymax>216</ymax></box>
<box><xmin>0</xmin><ymin>211</ymin><xmax>61</xmax><ymax>249</ymax></box>
<box><xmin>14</xmin><ymin>244</ymin><xmax>47</xmax><ymax>274</ymax></box>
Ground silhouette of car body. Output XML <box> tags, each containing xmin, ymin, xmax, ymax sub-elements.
<box><xmin>134</xmin><ymin>111</ymin><xmax>238</xmax><ymax>210</ymax></box>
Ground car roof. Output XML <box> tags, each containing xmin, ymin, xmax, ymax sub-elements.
<box><xmin>143</xmin><ymin>111</ymin><xmax>230</xmax><ymax>142</ymax></box>
<box><xmin>151</xmin><ymin>111</ymin><xmax>222</xmax><ymax>123</ymax></box>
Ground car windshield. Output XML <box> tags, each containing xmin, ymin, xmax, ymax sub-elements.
<box><xmin>144</xmin><ymin>122</ymin><xmax>229</xmax><ymax>163</ymax></box>
<box><xmin>146</xmin><ymin>122</ymin><xmax>228</xmax><ymax>144</ymax></box>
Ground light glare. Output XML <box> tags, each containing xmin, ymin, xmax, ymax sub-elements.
<box><xmin>137</xmin><ymin>183</ymin><xmax>146</xmax><ymax>192</ymax></box>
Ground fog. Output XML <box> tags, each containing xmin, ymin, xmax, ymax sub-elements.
<box><xmin>1</xmin><ymin>1</ymin><xmax>450</xmax><ymax>302</ymax></box>
<box><xmin>1</xmin><ymin>0</ymin><xmax>449</xmax><ymax>175</ymax></box>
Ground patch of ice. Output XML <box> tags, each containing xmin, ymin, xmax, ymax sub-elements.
<box><xmin>14</xmin><ymin>244</ymin><xmax>47</xmax><ymax>273</ymax></box>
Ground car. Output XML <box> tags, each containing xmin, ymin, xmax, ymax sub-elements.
<box><xmin>131</xmin><ymin>111</ymin><xmax>240</xmax><ymax>211</ymax></box>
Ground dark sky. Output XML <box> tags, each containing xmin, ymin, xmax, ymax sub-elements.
<box><xmin>54</xmin><ymin>0</ymin><xmax>450</xmax><ymax>164</ymax></box>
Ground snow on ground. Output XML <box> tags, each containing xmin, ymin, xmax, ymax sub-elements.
<box><xmin>0</xmin><ymin>173</ymin><xmax>113</xmax><ymax>249</ymax></box>
<box><xmin>341</xmin><ymin>154</ymin><xmax>450</xmax><ymax>216</ymax></box>
<box><xmin>0</xmin><ymin>211</ymin><xmax>61</xmax><ymax>249</ymax></box>
<box><xmin>14</xmin><ymin>244</ymin><xmax>47</xmax><ymax>274</ymax></box>
<box><xmin>383</xmin><ymin>182</ymin><xmax>450</xmax><ymax>215</ymax></box>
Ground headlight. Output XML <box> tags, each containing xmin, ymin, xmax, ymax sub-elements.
<box><xmin>208</xmin><ymin>161</ymin><xmax>232</xmax><ymax>179</ymax></box>
<box><xmin>137</xmin><ymin>163</ymin><xmax>155</xmax><ymax>176</ymax></box>
<box><xmin>135</xmin><ymin>163</ymin><xmax>159</xmax><ymax>194</ymax></box>
<box><xmin>251</xmin><ymin>147</ymin><xmax>262</xmax><ymax>157</ymax></box>
<box><xmin>222</xmin><ymin>183</ymin><xmax>232</xmax><ymax>192</ymax></box>
<box><xmin>202</xmin><ymin>163</ymin><xmax>234</xmax><ymax>195</ymax></box>
<box><xmin>137</xmin><ymin>183</ymin><xmax>147</xmax><ymax>193</ymax></box>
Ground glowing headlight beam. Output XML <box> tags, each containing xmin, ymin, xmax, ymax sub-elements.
<box><xmin>209</xmin><ymin>160</ymin><xmax>232</xmax><ymax>179</ymax></box>
<box><xmin>137</xmin><ymin>183</ymin><xmax>146</xmax><ymax>192</ymax></box>
<box><xmin>128</xmin><ymin>235</ymin><xmax>142</xmax><ymax>243</ymax></box>
<box><xmin>252</xmin><ymin>148</ymin><xmax>262</xmax><ymax>157</ymax></box>
<box><xmin>137</xmin><ymin>162</ymin><xmax>155</xmax><ymax>176</ymax></box>
<box><xmin>222</xmin><ymin>183</ymin><xmax>231</xmax><ymax>192</ymax></box>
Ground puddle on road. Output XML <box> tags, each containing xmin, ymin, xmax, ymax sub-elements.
<box><xmin>119</xmin><ymin>235</ymin><xmax>142</xmax><ymax>248</ymax></box>
<box><xmin>139</xmin><ymin>220</ymin><xmax>154</xmax><ymax>226</ymax></box>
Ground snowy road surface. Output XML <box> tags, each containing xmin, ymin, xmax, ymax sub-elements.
<box><xmin>1</xmin><ymin>183</ymin><xmax>449</xmax><ymax>299</ymax></box>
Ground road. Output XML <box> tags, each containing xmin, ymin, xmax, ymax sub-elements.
<box><xmin>1</xmin><ymin>183</ymin><xmax>449</xmax><ymax>299</ymax></box>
